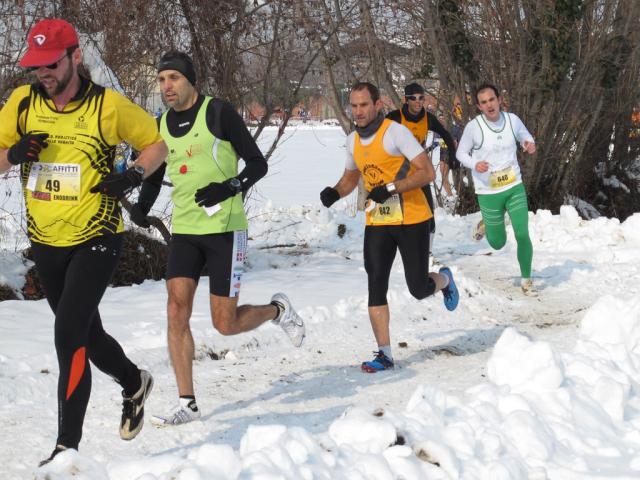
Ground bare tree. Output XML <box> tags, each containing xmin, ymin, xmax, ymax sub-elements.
<box><xmin>3</xmin><ymin>0</ymin><xmax>640</xmax><ymax>221</ymax></box>
<box><xmin>412</xmin><ymin>0</ymin><xmax>640</xmax><ymax>219</ymax></box>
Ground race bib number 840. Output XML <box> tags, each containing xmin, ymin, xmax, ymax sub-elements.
<box><xmin>489</xmin><ymin>165</ymin><xmax>516</xmax><ymax>190</ymax></box>
<box><xmin>26</xmin><ymin>163</ymin><xmax>81</xmax><ymax>204</ymax></box>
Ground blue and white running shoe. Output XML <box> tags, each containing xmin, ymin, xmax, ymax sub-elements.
<box><xmin>439</xmin><ymin>267</ymin><xmax>459</xmax><ymax>311</ymax></box>
<box><xmin>361</xmin><ymin>351</ymin><xmax>395</xmax><ymax>373</ymax></box>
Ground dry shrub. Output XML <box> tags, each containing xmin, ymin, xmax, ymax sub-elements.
<box><xmin>22</xmin><ymin>263</ymin><xmax>44</xmax><ymax>300</ymax></box>
<box><xmin>0</xmin><ymin>284</ymin><xmax>18</xmax><ymax>301</ymax></box>
<box><xmin>1</xmin><ymin>231</ymin><xmax>168</xmax><ymax>302</ymax></box>
<box><xmin>110</xmin><ymin>230</ymin><xmax>168</xmax><ymax>287</ymax></box>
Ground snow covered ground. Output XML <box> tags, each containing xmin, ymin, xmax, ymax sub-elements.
<box><xmin>2</xmin><ymin>127</ymin><xmax>640</xmax><ymax>479</ymax></box>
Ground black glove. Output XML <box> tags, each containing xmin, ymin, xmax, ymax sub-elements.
<box><xmin>367</xmin><ymin>185</ymin><xmax>393</xmax><ymax>204</ymax></box>
<box><xmin>320</xmin><ymin>187</ymin><xmax>340</xmax><ymax>207</ymax></box>
<box><xmin>194</xmin><ymin>179</ymin><xmax>236</xmax><ymax>207</ymax></box>
<box><xmin>90</xmin><ymin>167</ymin><xmax>143</xmax><ymax>197</ymax></box>
<box><xmin>129</xmin><ymin>203</ymin><xmax>151</xmax><ymax>228</ymax></box>
<box><xmin>7</xmin><ymin>133</ymin><xmax>49</xmax><ymax>165</ymax></box>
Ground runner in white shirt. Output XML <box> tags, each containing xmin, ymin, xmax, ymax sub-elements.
<box><xmin>457</xmin><ymin>83</ymin><xmax>537</xmax><ymax>294</ymax></box>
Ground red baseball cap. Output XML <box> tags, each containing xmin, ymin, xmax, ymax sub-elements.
<box><xmin>19</xmin><ymin>19</ymin><xmax>79</xmax><ymax>68</ymax></box>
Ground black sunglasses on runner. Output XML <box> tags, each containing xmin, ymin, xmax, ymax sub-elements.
<box><xmin>406</xmin><ymin>95</ymin><xmax>424</xmax><ymax>101</ymax></box>
<box><xmin>25</xmin><ymin>53</ymin><xmax>69</xmax><ymax>73</ymax></box>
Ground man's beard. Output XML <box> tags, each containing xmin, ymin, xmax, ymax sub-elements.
<box><xmin>40</xmin><ymin>61</ymin><xmax>74</xmax><ymax>96</ymax></box>
<box><xmin>53</xmin><ymin>62</ymin><xmax>74</xmax><ymax>95</ymax></box>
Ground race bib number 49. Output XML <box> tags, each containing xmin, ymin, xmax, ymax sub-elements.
<box><xmin>489</xmin><ymin>166</ymin><xmax>516</xmax><ymax>189</ymax></box>
<box><xmin>370</xmin><ymin>194</ymin><xmax>403</xmax><ymax>225</ymax></box>
<box><xmin>26</xmin><ymin>163</ymin><xmax>81</xmax><ymax>204</ymax></box>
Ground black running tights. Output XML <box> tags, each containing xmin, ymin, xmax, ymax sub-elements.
<box><xmin>363</xmin><ymin>222</ymin><xmax>436</xmax><ymax>307</ymax></box>
<box><xmin>31</xmin><ymin>234</ymin><xmax>140</xmax><ymax>449</ymax></box>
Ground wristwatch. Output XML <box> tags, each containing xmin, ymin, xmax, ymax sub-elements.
<box><xmin>228</xmin><ymin>177</ymin><xmax>242</xmax><ymax>194</ymax></box>
<box><xmin>386</xmin><ymin>182</ymin><xmax>397</xmax><ymax>194</ymax></box>
<box><xmin>132</xmin><ymin>165</ymin><xmax>145</xmax><ymax>176</ymax></box>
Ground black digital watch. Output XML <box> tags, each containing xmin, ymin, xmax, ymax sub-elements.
<box><xmin>228</xmin><ymin>177</ymin><xmax>242</xmax><ymax>194</ymax></box>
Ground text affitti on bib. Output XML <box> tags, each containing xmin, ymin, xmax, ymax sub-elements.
<box><xmin>27</xmin><ymin>163</ymin><xmax>81</xmax><ymax>204</ymax></box>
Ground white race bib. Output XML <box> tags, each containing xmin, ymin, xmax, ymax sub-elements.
<box><xmin>370</xmin><ymin>194</ymin><xmax>403</xmax><ymax>225</ymax></box>
<box><xmin>27</xmin><ymin>163</ymin><xmax>81</xmax><ymax>204</ymax></box>
<box><xmin>489</xmin><ymin>165</ymin><xmax>516</xmax><ymax>190</ymax></box>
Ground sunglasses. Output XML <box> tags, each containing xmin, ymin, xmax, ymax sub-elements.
<box><xmin>406</xmin><ymin>95</ymin><xmax>424</xmax><ymax>101</ymax></box>
<box><xmin>26</xmin><ymin>53</ymin><xmax>69</xmax><ymax>73</ymax></box>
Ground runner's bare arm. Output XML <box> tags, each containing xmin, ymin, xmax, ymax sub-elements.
<box><xmin>132</xmin><ymin>141</ymin><xmax>168</xmax><ymax>179</ymax></box>
<box><xmin>391</xmin><ymin>151</ymin><xmax>435</xmax><ymax>194</ymax></box>
<box><xmin>334</xmin><ymin>168</ymin><xmax>361</xmax><ymax>197</ymax></box>
<box><xmin>0</xmin><ymin>149</ymin><xmax>10</xmax><ymax>173</ymax></box>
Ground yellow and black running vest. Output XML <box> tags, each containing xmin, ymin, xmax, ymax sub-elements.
<box><xmin>19</xmin><ymin>84</ymin><xmax>121</xmax><ymax>246</ymax></box>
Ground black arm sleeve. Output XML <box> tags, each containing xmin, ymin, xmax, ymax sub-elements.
<box><xmin>137</xmin><ymin>163</ymin><xmax>165</xmax><ymax>214</ymax></box>
<box><xmin>427</xmin><ymin>112</ymin><xmax>460</xmax><ymax>170</ymax></box>
<box><xmin>206</xmin><ymin>99</ymin><xmax>268</xmax><ymax>191</ymax></box>
<box><xmin>386</xmin><ymin>110</ymin><xmax>402</xmax><ymax>123</ymax></box>
<box><xmin>135</xmin><ymin>116</ymin><xmax>165</xmax><ymax>214</ymax></box>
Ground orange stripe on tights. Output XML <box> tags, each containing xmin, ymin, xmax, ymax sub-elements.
<box><xmin>66</xmin><ymin>347</ymin><xmax>86</xmax><ymax>400</ymax></box>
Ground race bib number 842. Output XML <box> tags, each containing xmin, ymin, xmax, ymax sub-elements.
<box><xmin>370</xmin><ymin>194</ymin><xmax>403</xmax><ymax>225</ymax></box>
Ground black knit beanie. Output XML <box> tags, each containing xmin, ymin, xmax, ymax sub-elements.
<box><xmin>157</xmin><ymin>51</ymin><xmax>196</xmax><ymax>86</ymax></box>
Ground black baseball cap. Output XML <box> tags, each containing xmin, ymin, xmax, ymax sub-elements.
<box><xmin>404</xmin><ymin>83</ymin><xmax>425</xmax><ymax>96</ymax></box>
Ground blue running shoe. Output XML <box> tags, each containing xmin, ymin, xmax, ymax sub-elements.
<box><xmin>439</xmin><ymin>267</ymin><xmax>459</xmax><ymax>311</ymax></box>
<box><xmin>361</xmin><ymin>350</ymin><xmax>394</xmax><ymax>373</ymax></box>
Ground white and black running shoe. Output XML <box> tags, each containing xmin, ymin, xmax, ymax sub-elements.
<box><xmin>151</xmin><ymin>399</ymin><xmax>201</xmax><ymax>427</ymax></box>
<box><xmin>271</xmin><ymin>293</ymin><xmax>306</xmax><ymax>347</ymax></box>
<box><xmin>120</xmin><ymin>369</ymin><xmax>154</xmax><ymax>440</ymax></box>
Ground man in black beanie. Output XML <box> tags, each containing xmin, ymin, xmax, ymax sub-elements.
<box><xmin>131</xmin><ymin>50</ymin><xmax>306</xmax><ymax>426</ymax></box>
<box><xmin>156</xmin><ymin>51</ymin><xmax>197</xmax><ymax>86</ymax></box>
<box><xmin>387</xmin><ymin>83</ymin><xmax>459</xmax><ymax>244</ymax></box>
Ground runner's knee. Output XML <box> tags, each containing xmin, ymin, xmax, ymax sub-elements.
<box><xmin>512</xmin><ymin>225</ymin><xmax>531</xmax><ymax>244</ymax></box>
<box><xmin>407</xmin><ymin>277</ymin><xmax>436</xmax><ymax>300</ymax></box>
<box><xmin>487</xmin><ymin>237</ymin><xmax>506</xmax><ymax>250</ymax></box>
<box><xmin>211</xmin><ymin>309</ymin><xmax>237</xmax><ymax>336</ymax></box>
<box><xmin>54</xmin><ymin>319</ymin><xmax>85</xmax><ymax>353</ymax></box>
<box><xmin>367</xmin><ymin>273</ymin><xmax>390</xmax><ymax>307</ymax></box>
<box><xmin>168</xmin><ymin>296</ymin><xmax>191</xmax><ymax>315</ymax></box>
<box><xmin>485</xmin><ymin>229</ymin><xmax>507</xmax><ymax>250</ymax></box>
<box><xmin>368</xmin><ymin>280</ymin><xmax>388</xmax><ymax>307</ymax></box>
<box><xmin>408</xmin><ymin>285</ymin><xmax>428</xmax><ymax>300</ymax></box>
<box><xmin>167</xmin><ymin>295</ymin><xmax>192</xmax><ymax>332</ymax></box>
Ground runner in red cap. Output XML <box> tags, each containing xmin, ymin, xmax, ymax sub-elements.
<box><xmin>0</xmin><ymin>18</ymin><xmax>168</xmax><ymax>466</ymax></box>
<box><xmin>19</xmin><ymin>19</ymin><xmax>79</xmax><ymax>68</ymax></box>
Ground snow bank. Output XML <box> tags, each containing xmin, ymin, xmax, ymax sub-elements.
<box><xmin>37</xmin><ymin>295</ymin><xmax>640</xmax><ymax>479</ymax></box>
